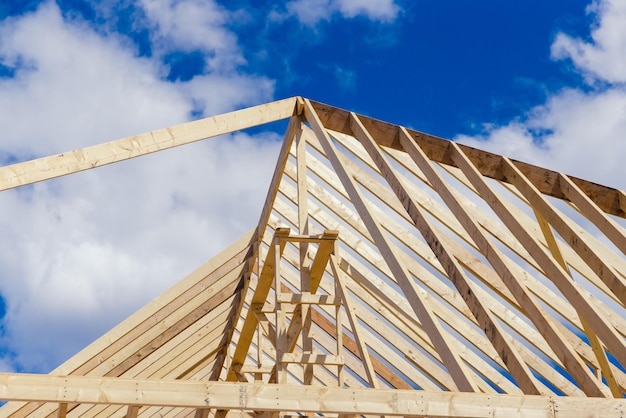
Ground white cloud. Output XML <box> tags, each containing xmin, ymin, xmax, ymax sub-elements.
<box><xmin>457</xmin><ymin>0</ymin><xmax>626</xmax><ymax>191</ymax></box>
<box><xmin>284</xmin><ymin>0</ymin><xmax>400</xmax><ymax>26</ymax></box>
<box><xmin>0</xmin><ymin>133</ymin><xmax>282</xmax><ymax>371</ymax></box>
<box><xmin>551</xmin><ymin>0</ymin><xmax>626</xmax><ymax>84</ymax></box>
<box><xmin>457</xmin><ymin>88</ymin><xmax>626</xmax><ymax>189</ymax></box>
<box><xmin>335</xmin><ymin>0</ymin><xmax>400</xmax><ymax>20</ymax></box>
<box><xmin>138</xmin><ymin>0</ymin><xmax>245</xmax><ymax>72</ymax></box>
<box><xmin>0</xmin><ymin>1</ymin><xmax>277</xmax><ymax>372</ymax></box>
<box><xmin>0</xmin><ymin>2</ymin><xmax>189</xmax><ymax>157</ymax></box>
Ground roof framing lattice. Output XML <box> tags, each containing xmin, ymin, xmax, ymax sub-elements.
<box><xmin>0</xmin><ymin>96</ymin><xmax>624</xmax><ymax>417</ymax></box>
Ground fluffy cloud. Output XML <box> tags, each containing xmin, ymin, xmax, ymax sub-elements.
<box><xmin>0</xmin><ymin>1</ymin><xmax>277</xmax><ymax>372</ymax></box>
<box><xmin>0</xmin><ymin>2</ymin><xmax>189</xmax><ymax>157</ymax></box>
<box><xmin>138</xmin><ymin>0</ymin><xmax>245</xmax><ymax>72</ymax></box>
<box><xmin>457</xmin><ymin>0</ymin><xmax>626</xmax><ymax>191</ymax></box>
<box><xmin>0</xmin><ymin>133</ymin><xmax>282</xmax><ymax>371</ymax></box>
<box><xmin>457</xmin><ymin>88</ymin><xmax>626</xmax><ymax>189</ymax></box>
<box><xmin>284</xmin><ymin>0</ymin><xmax>400</xmax><ymax>26</ymax></box>
<box><xmin>551</xmin><ymin>0</ymin><xmax>626</xmax><ymax>84</ymax></box>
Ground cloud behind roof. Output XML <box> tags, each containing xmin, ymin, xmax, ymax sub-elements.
<box><xmin>457</xmin><ymin>0</ymin><xmax>626</xmax><ymax>190</ymax></box>
<box><xmin>0</xmin><ymin>0</ymin><xmax>624</xmax><ymax>375</ymax></box>
<box><xmin>0</xmin><ymin>0</ymin><xmax>404</xmax><ymax>373</ymax></box>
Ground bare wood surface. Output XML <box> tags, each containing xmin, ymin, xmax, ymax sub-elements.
<box><xmin>56</xmin><ymin>403</ymin><xmax>68</xmax><ymax>418</ymax></box>
<box><xmin>1</xmin><ymin>231</ymin><xmax>257</xmax><ymax>418</ymax></box>
<box><xmin>351</xmin><ymin>114</ymin><xmax>543</xmax><ymax>395</ymax></box>
<box><xmin>558</xmin><ymin>173</ymin><xmax>626</xmax><ymax>255</ymax></box>
<box><xmin>0</xmin><ymin>98</ymin><xmax>298</xmax><ymax>192</ymax></box>
<box><xmin>275</xmin><ymin>167</ymin><xmax>532</xmax><ymax>393</ymax></box>
<box><xmin>330</xmin><ymin>252</ymin><xmax>380</xmax><ymax>388</ymax></box>
<box><xmin>226</xmin><ymin>228</ymin><xmax>291</xmax><ymax>382</ymax></box>
<box><xmin>279</xmin><ymin>140</ymin><xmax>606</xmax><ymax>395</ymax></box>
<box><xmin>502</xmin><ymin>158</ymin><xmax>626</xmax><ymax>305</ymax></box>
<box><xmin>303</xmin><ymin>99</ymin><xmax>479</xmax><ymax>392</ymax></box>
<box><xmin>309</xmin><ymin>99</ymin><xmax>626</xmax><ymax>218</ymax></box>
<box><xmin>1</xmin><ymin>373</ymin><xmax>626</xmax><ymax>417</ymax></box>
<box><xmin>534</xmin><ymin>210</ymin><xmax>622</xmax><ymax>398</ymax></box>
<box><xmin>449</xmin><ymin>142</ymin><xmax>620</xmax><ymax>395</ymax></box>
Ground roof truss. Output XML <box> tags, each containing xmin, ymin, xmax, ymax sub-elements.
<box><xmin>0</xmin><ymin>96</ymin><xmax>624</xmax><ymax>417</ymax></box>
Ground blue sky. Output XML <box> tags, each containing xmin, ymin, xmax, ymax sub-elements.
<box><xmin>0</xmin><ymin>0</ymin><xmax>625</xmax><ymax>374</ymax></box>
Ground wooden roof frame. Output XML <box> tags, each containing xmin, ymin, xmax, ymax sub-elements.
<box><xmin>0</xmin><ymin>96</ymin><xmax>624</xmax><ymax>417</ymax></box>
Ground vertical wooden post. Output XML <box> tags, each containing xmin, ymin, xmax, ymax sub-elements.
<box><xmin>274</xmin><ymin>235</ymin><xmax>287</xmax><ymax>386</ymax></box>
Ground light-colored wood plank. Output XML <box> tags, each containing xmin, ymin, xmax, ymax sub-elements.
<box><xmin>194</xmin><ymin>409</ymin><xmax>210</xmax><ymax>418</ymax></box>
<box><xmin>502</xmin><ymin>158</ymin><xmax>626</xmax><ymax>305</ymax></box>
<box><xmin>448</xmin><ymin>141</ymin><xmax>620</xmax><ymax>396</ymax></box>
<box><xmin>295</xmin><ymin>122</ymin><xmax>314</xmax><ymax>386</ymax></box>
<box><xmin>351</xmin><ymin>117</ymin><xmax>543</xmax><ymax>395</ymax></box>
<box><xmin>126</xmin><ymin>405</ymin><xmax>140</xmax><ymax>418</ymax></box>
<box><xmin>352</xmin><ymin>114</ymin><xmax>545</xmax><ymax>395</ymax></box>
<box><xmin>533</xmin><ymin>210</ymin><xmax>622</xmax><ymax>398</ymax></box>
<box><xmin>277</xmin><ymin>159</ymin><xmax>586</xmax><ymax>395</ymax></box>
<box><xmin>276</xmin><ymin>293</ymin><xmax>340</xmax><ymax>305</ymax></box>
<box><xmin>255</xmin><ymin>115</ymin><xmax>300</xmax><ymax>243</ymax></box>
<box><xmin>310</xmin><ymin>99</ymin><xmax>626</xmax><ymax>218</ymax></box>
<box><xmin>274</xmin><ymin>234</ymin><xmax>288</xmax><ymax>385</ymax></box>
<box><xmin>0</xmin><ymin>98</ymin><xmax>298</xmax><ymax>192</ymax></box>
<box><xmin>226</xmin><ymin>228</ymin><xmax>291</xmax><ymax>382</ymax></box>
<box><xmin>329</xmin><ymin>133</ymin><xmax>624</xmax><ymax>332</ymax></box>
<box><xmin>282</xmin><ymin>139</ymin><xmax>540</xmax><ymax>392</ymax></box>
<box><xmin>272</xmin><ymin>185</ymin><xmax>517</xmax><ymax>393</ymax></box>
<box><xmin>1</xmin><ymin>373</ymin><xmax>626</xmax><ymax>417</ymax></box>
<box><xmin>1</xmin><ymin>231</ymin><xmax>257</xmax><ymax>418</ymax></box>
<box><xmin>303</xmin><ymin>98</ymin><xmax>478</xmax><ymax>392</ymax></box>
<box><xmin>280</xmin><ymin>353</ymin><xmax>344</xmax><ymax>365</ymax></box>
<box><xmin>558</xmin><ymin>173</ymin><xmax>626</xmax><ymax>255</ymax></box>
<box><xmin>329</xmin><ymin>252</ymin><xmax>380</xmax><ymax>388</ymax></box>
<box><xmin>266</xmin><ymin>226</ymin><xmax>456</xmax><ymax>392</ymax></box>
<box><xmin>428</xmin><ymin>153</ymin><xmax>626</xmax><ymax>335</ymax></box>
<box><xmin>56</xmin><ymin>403</ymin><xmax>68</xmax><ymax>418</ymax></box>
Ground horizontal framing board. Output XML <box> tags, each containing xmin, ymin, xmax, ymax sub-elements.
<box><xmin>0</xmin><ymin>374</ymin><xmax>624</xmax><ymax>417</ymax></box>
<box><xmin>309</xmin><ymin>100</ymin><xmax>626</xmax><ymax>218</ymax></box>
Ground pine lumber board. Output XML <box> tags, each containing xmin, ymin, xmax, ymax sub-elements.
<box><xmin>309</xmin><ymin>99</ymin><xmax>626</xmax><ymax>219</ymax></box>
<box><xmin>267</xmin><ymin>229</ymin><xmax>457</xmax><ymax>392</ymax></box>
<box><xmin>449</xmin><ymin>142</ymin><xmax>620</xmax><ymax>396</ymax></box>
<box><xmin>1</xmin><ymin>374</ymin><xmax>626</xmax><ymax>417</ymax></box>
<box><xmin>351</xmin><ymin>114</ymin><xmax>544</xmax><ymax>395</ymax></box>
<box><xmin>275</xmin><ymin>167</ymin><xmax>583</xmax><ymax>395</ymax></box>
<box><xmin>1</xmin><ymin>231</ymin><xmax>256</xmax><ymax>418</ymax></box>
<box><xmin>303</xmin><ymin>99</ymin><xmax>480</xmax><ymax>392</ymax></box>
<box><xmin>558</xmin><ymin>173</ymin><xmax>626</xmax><ymax>255</ymax></box>
<box><xmin>502</xmin><ymin>158</ymin><xmax>626</xmax><ymax>305</ymax></box>
<box><xmin>0</xmin><ymin>98</ymin><xmax>299</xmax><ymax>192</ymax></box>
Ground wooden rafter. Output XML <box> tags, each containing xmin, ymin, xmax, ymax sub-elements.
<box><xmin>0</xmin><ymin>97</ymin><xmax>299</xmax><ymax>192</ymax></box>
<box><xmin>351</xmin><ymin>114</ymin><xmax>544</xmax><ymax>395</ymax></box>
<box><xmin>309</xmin><ymin>99</ymin><xmax>626</xmax><ymax>218</ymax></box>
<box><xmin>1</xmin><ymin>96</ymin><xmax>625</xmax><ymax>417</ymax></box>
<box><xmin>303</xmin><ymin>98</ymin><xmax>479</xmax><ymax>392</ymax></box>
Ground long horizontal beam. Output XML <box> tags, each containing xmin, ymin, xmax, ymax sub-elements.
<box><xmin>309</xmin><ymin>100</ymin><xmax>626</xmax><ymax>218</ymax></box>
<box><xmin>0</xmin><ymin>373</ymin><xmax>624</xmax><ymax>417</ymax></box>
<box><xmin>0</xmin><ymin>97</ymin><xmax>299</xmax><ymax>192</ymax></box>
